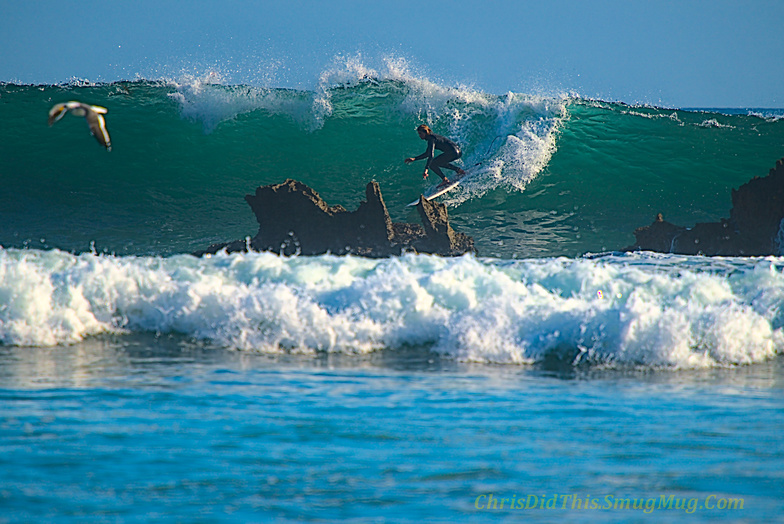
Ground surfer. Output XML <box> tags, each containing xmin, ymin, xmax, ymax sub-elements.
<box><xmin>405</xmin><ymin>124</ymin><xmax>465</xmax><ymax>186</ymax></box>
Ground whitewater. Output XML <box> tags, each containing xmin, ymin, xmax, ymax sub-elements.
<box><xmin>1</xmin><ymin>248</ymin><xmax>782</xmax><ymax>369</ymax></box>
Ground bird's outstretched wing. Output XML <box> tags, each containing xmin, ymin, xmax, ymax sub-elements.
<box><xmin>48</xmin><ymin>101</ymin><xmax>111</xmax><ymax>151</ymax></box>
<box><xmin>84</xmin><ymin>106</ymin><xmax>111</xmax><ymax>151</ymax></box>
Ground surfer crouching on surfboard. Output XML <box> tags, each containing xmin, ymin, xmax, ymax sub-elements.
<box><xmin>405</xmin><ymin>124</ymin><xmax>466</xmax><ymax>187</ymax></box>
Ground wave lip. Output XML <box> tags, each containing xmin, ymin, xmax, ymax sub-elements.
<box><xmin>162</xmin><ymin>59</ymin><xmax>568</xmax><ymax>197</ymax></box>
<box><xmin>0</xmin><ymin>249</ymin><xmax>781</xmax><ymax>370</ymax></box>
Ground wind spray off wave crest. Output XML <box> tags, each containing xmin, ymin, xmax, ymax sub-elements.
<box><xmin>167</xmin><ymin>71</ymin><xmax>318</xmax><ymax>132</ymax></box>
<box><xmin>165</xmin><ymin>56</ymin><xmax>568</xmax><ymax>201</ymax></box>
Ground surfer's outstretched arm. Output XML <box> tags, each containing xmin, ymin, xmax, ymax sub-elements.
<box><xmin>405</xmin><ymin>144</ymin><xmax>433</xmax><ymax>164</ymax></box>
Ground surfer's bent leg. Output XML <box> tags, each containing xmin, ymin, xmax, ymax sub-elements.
<box><xmin>430</xmin><ymin>151</ymin><xmax>460</xmax><ymax>181</ymax></box>
<box><xmin>448</xmin><ymin>150</ymin><xmax>465</xmax><ymax>175</ymax></box>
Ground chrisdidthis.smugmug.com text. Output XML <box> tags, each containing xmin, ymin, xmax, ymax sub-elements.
<box><xmin>474</xmin><ymin>493</ymin><xmax>744</xmax><ymax>514</ymax></box>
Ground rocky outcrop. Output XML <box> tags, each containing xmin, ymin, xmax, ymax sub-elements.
<box><xmin>624</xmin><ymin>158</ymin><xmax>784</xmax><ymax>256</ymax></box>
<box><xmin>194</xmin><ymin>179</ymin><xmax>474</xmax><ymax>257</ymax></box>
<box><xmin>729</xmin><ymin>158</ymin><xmax>784</xmax><ymax>251</ymax></box>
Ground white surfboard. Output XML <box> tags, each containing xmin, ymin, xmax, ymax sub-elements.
<box><xmin>407</xmin><ymin>173</ymin><xmax>466</xmax><ymax>207</ymax></box>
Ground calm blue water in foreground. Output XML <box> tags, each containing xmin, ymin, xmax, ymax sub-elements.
<box><xmin>1</xmin><ymin>336</ymin><xmax>781</xmax><ymax>522</ymax></box>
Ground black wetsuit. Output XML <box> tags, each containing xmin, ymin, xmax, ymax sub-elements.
<box><xmin>413</xmin><ymin>133</ymin><xmax>462</xmax><ymax>180</ymax></box>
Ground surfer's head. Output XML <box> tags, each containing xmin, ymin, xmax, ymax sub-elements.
<box><xmin>416</xmin><ymin>124</ymin><xmax>431</xmax><ymax>139</ymax></box>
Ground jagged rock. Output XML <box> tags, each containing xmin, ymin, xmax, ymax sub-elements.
<box><xmin>627</xmin><ymin>214</ymin><xmax>687</xmax><ymax>253</ymax></box>
<box><xmin>624</xmin><ymin>158</ymin><xmax>784</xmax><ymax>256</ymax></box>
<box><xmin>730</xmin><ymin>158</ymin><xmax>784</xmax><ymax>251</ymax></box>
<box><xmin>414</xmin><ymin>192</ymin><xmax>474</xmax><ymax>255</ymax></box>
<box><xmin>194</xmin><ymin>179</ymin><xmax>475</xmax><ymax>257</ymax></box>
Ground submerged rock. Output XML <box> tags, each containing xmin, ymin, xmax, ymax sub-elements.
<box><xmin>194</xmin><ymin>179</ymin><xmax>474</xmax><ymax>257</ymax></box>
<box><xmin>624</xmin><ymin>158</ymin><xmax>784</xmax><ymax>256</ymax></box>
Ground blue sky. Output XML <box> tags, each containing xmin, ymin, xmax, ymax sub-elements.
<box><xmin>2</xmin><ymin>0</ymin><xmax>782</xmax><ymax>107</ymax></box>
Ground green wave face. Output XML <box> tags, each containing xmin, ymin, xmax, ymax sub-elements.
<box><xmin>1</xmin><ymin>81</ymin><xmax>781</xmax><ymax>257</ymax></box>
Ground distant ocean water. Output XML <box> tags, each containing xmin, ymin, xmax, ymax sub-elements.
<box><xmin>1</xmin><ymin>63</ymin><xmax>783</xmax><ymax>521</ymax></box>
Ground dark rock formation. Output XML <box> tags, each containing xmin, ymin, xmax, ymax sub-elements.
<box><xmin>730</xmin><ymin>158</ymin><xmax>784</xmax><ymax>251</ymax></box>
<box><xmin>626</xmin><ymin>213</ymin><xmax>687</xmax><ymax>254</ymax></box>
<box><xmin>624</xmin><ymin>158</ymin><xmax>784</xmax><ymax>256</ymax></box>
<box><xmin>194</xmin><ymin>179</ymin><xmax>474</xmax><ymax>257</ymax></box>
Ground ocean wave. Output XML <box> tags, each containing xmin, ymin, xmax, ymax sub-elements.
<box><xmin>161</xmin><ymin>58</ymin><xmax>568</xmax><ymax>202</ymax></box>
<box><xmin>747</xmin><ymin>110</ymin><xmax>784</xmax><ymax>122</ymax></box>
<box><xmin>1</xmin><ymin>78</ymin><xmax>782</xmax><ymax>259</ymax></box>
<box><xmin>1</xmin><ymin>248</ymin><xmax>781</xmax><ymax>369</ymax></box>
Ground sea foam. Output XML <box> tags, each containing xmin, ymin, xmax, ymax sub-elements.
<box><xmin>1</xmin><ymin>248</ymin><xmax>781</xmax><ymax>369</ymax></box>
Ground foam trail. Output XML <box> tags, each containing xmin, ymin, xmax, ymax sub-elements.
<box><xmin>1</xmin><ymin>249</ymin><xmax>781</xmax><ymax>369</ymax></box>
<box><xmin>418</xmin><ymin>90</ymin><xmax>568</xmax><ymax>206</ymax></box>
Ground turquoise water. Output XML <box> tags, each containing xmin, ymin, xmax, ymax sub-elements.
<box><xmin>1</xmin><ymin>80</ymin><xmax>782</xmax><ymax>258</ymax></box>
<box><xmin>1</xmin><ymin>69</ymin><xmax>783</xmax><ymax>521</ymax></box>
<box><xmin>2</xmin><ymin>341</ymin><xmax>782</xmax><ymax>522</ymax></box>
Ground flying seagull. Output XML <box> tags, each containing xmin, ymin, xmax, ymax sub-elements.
<box><xmin>48</xmin><ymin>101</ymin><xmax>112</xmax><ymax>151</ymax></box>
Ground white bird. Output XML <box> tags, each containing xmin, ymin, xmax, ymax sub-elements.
<box><xmin>48</xmin><ymin>101</ymin><xmax>112</xmax><ymax>151</ymax></box>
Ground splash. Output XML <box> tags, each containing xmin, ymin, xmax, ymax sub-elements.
<box><xmin>1</xmin><ymin>248</ymin><xmax>781</xmax><ymax>369</ymax></box>
<box><xmin>167</xmin><ymin>71</ymin><xmax>316</xmax><ymax>132</ymax></box>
